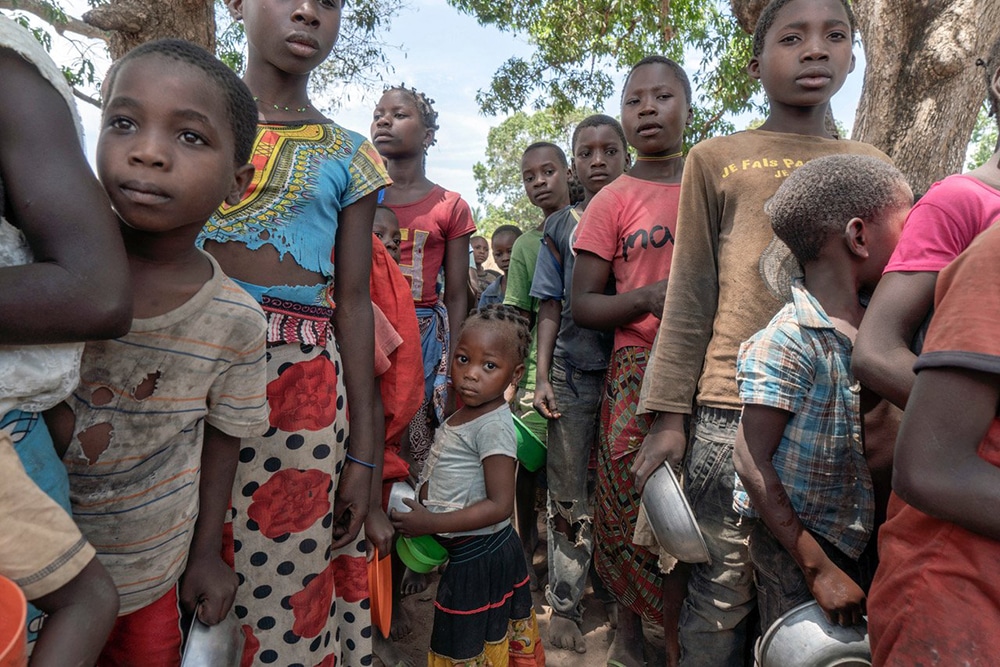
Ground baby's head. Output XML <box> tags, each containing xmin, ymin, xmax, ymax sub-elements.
<box><xmin>766</xmin><ymin>154</ymin><xmax>912</xmax><ymax>286</ymax></box>
<box><xmin>490</xmin><ymin>225</ymin><xmax>522</xmax><ymax>275</ymax></box>
<box><xmin>373</xmin><ymin>205</ymin><xmax>401</xmax><ymax>263</ymax></box>
<box><xmin>98</xmin><ymin>39</ymin><xmax>257</xmax><ymax>234</ymax></box>
<box><xmin>451</xmin><ymin>305</ymin><xmax>531</xmax><ymax>407</ymax></box>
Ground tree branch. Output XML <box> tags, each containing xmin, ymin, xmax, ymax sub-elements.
<box><xmin>0</xmin><ymin>0</ymin><xmax>108</xmax><ymax>41</ymax></box>
<box><xmin>72</xmin><ymin>85</ymin><xmax>100</xmax><ymax>109</ymax></box>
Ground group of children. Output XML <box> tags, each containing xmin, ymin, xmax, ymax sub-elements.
<box><xmin>1</xmin><ymin>0</ymin><xmax>1000</xmax><ymax>666</ymax></box>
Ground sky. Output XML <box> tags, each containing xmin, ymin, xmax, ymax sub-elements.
<box><xmin>36</xmin><ymin>0</ymin><xmax>866</xmax><ymax>217</ymax></box>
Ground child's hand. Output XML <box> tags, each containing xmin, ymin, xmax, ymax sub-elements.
<box><xmin>533</xmin><ymin>378</ymin><xmax>561</xmax><ymax>419</ymax></box>
<box><xmin>640</xmin><ymin>279</ymin><xmax>669</xmax><ymax>316</ymax></box>
<box><xmin>365</xmin><ymin>506</ymin><xmax>394</xmax><ymax>559</ymax></box>
<box><xmin>389</xmin><ymin>498</ymin><xmax>438</xmax><ymax>538</ymax></box>
<box><xmin>807</xmin><ymin>560</ymin><xmax>867</xmax><ymax>627</ymax></box>
<box><xmin>179</xmin><ymin>553</ymin><xmax>238</xmax><ymax>626</ymax></box>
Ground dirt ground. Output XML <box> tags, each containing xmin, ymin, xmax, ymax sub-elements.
<box><xmin>374</xmin><ymin>521</ymin><xmax>618</xmax><ymax>667</ymax></box>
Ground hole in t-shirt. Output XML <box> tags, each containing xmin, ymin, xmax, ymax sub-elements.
<box><xmin>79</xmin><ymin>422</ymin><xmax>113</xmax><ymax>464</ymax></box>
<box><xmin>132</xmin><ymin>371</ymin><xmax>161</xmax><ymax>401</ymax></box>
<box><xmin>91</xmin><ymin>386</ymin><xmax>114</xmax><ymax>406</ymax></box>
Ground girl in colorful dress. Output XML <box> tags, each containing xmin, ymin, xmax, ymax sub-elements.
<box><xmin>200</xmin><ymin>1</ymin><xmax>391</xmax><ymax>665</ymax></box>
<box><xmin>390</xmin><ymin>305</ymin><xmax>544</xmax><ymax>667</ymax></box>
<box><xmin>571</xmin><ymin>56</ymin><xmax>692</xmax><ymax>667</ymax></box>
<box><xmin>371</xmin><ymin>86</ymin><xmax>476</xmax><ymax>471</ymax></box>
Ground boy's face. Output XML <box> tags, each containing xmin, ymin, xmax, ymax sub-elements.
<box><xmin>521</xmin><ymin>147</ymin><xmax>571</xmax><ymax>215</ymax></box>
<box><xmin>491</xmin><ymin>232</ymin><xmax>518</xmax><ymax>274</ymax></box>
<box><xmin>621</xmin><ymin>62</ymin><xmax>691</xmax><ymax>157</ymax></box>
<box><xmin>97</xmin><ymin>55</ymin><xmax>252</xmax><ymax>235</ymax></box>
<box><xmin>230</xmin><ymin>0</ymin><xmax>341</xmax><ymax>76</ymax></box>
<box><xmin>573</xmin><ymin>125</ymin><xmax>628</xmax><ymax>196</ymax></box>
<box><xmin>861</xmin><ymin>193</ymin><xmax>910</xmax><ymax>288</ymax></box>
<box><xmin>471</xmin><ymin>237</ymin><xmax>490</xmax><ymax>265</ymax></box>
<box><xmin>373</xmin><ymin>210</ymin><xmax>402</xmax><ymax>263</ymax></box>
<box><xmin>748</xmin><ymin>0</ymin><xmax>855</xmax><ymax>110</ymax></box>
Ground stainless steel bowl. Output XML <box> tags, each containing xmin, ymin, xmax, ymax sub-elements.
<box><xmin>756</xmin><ymin>601</ymin><xmax>871</xmax><ymax>667</ymax></box>
<box><xmin>639</xmin><ymin>463</ymin><xmax>710</xmax><ymax>563</ymax></box>
<box><xmin>387</xmin><ymin>480</ymin><xmax>417</xmax><ymax>516</ymax></box>
<box><xmin>181</xmin><ymin>609</ymin><xmax>245</xmax><ymax>667</ymax></box>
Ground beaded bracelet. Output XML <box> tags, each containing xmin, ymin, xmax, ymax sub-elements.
<box><xmin>345</xmin><ymin>453</ymin><xmax>376</xmax><ymax>469</ymax></box>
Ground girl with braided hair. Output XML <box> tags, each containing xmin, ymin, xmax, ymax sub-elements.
<box><xmin>390</xmin><ymin>305</ymin><xmax>544</xmax><ymax>667</ymax></box>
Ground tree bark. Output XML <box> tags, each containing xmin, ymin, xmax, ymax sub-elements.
<box><xmin>852</xmin><ymin>0</ymin><xmax>1000</xmax><ymax>195</ymax></box>
<box><xmin>84</xmin><ymin>0</ymin><xmax>214</xmax><ymax>59</ymax></box>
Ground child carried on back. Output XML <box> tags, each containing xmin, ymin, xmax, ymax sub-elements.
<box><xmin>45</xmin><ymin>39</ymin><xmax>268</xmax><ymax>664</ymax></box>
<box><xmin>732</xmin><ymin>155</ymin><xmax>912</xmax><ymax>631</ymax></box>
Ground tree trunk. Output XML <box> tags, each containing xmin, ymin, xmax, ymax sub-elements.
<box><xmin>84</xmin><ymin>0</ymin><xmax>214</xmax><ymax>59</ymax></box>
<box><xmin>730</xmin><ymin>0</ymin><xmax>1000</xmax><ymax>196</ymax></box>
<box><xmin>852</xmin><ymin>0</ymin><xmax>1000</xmax><ymax>195</ymax></box>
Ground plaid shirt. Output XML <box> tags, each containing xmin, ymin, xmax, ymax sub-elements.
<box><xmin>734</xmin><ymin>280</ymin><xmax>873</xmax><ymax>560</ymax></box>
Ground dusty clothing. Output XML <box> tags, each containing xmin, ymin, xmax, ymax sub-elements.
<box><xmin>62</xmin><ymin>255</ymin><xmax>269</xmax><ymax>614</ymax></box>
<box><xmin>390</xmin><ymin>185</ymin><xmax>475</xmax><ymax>309</ymax></box>
<box><xmin>573</xmin><ymin>174</ymin><xmax>680</xmax><ymax>351</ymax></box>
<box><xmin>640</xmin><ymin>130</ymin><xmax>890</xmax><ymax>414</ymax></box>
<box><xmin>0</xmin><ymin>432</ymin><xmax>94</xmax><ymax>600</ymax></box>
<box><xmin>869</xmin><ymin>224</ymin><xmax>1000</xmax><ymax>666</ymax></box>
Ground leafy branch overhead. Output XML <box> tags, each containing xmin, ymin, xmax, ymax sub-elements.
<box><xmin>446</xmin><ymin>0</ymin><xmax>763</xmax><ymax>142</ymax></box>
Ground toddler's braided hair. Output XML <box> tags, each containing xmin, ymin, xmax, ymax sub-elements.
<box><xmin>383</xmin><ymin>84</ymin><xmax>440</xmax><ymax>149</ymax></box>
<box><xmin>465</xmin><ymin>305</ymin><xmax>532</xmax><ymax>364</ymax></box>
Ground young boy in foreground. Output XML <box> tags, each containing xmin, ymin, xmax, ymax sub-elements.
<box><xmin>46</xmin><ymin>39</ymin><xmax>269</xmax><ymax>663</ymax></box>
<box><xmin>634</xmin><ymin>1</ymin><xmax>891</xmax><ymax>662</ymax></box>
<box><xmin>731</xmin><ymin>155</ymin><xmax>911</xmax><ymax>632</ymax></box>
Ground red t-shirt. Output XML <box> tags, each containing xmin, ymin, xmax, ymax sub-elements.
<box><xmin>573</xmin><ymin>174</ymin><xmax>681</xmax><ymax>350</ymax></box>
<box><xmin>869</xmin><ymin>223</ymin><xmax>1000</xmax><ymax>665</ymax></box>
<box><xmin>389</xmin><ymin>185</ymin><xmax>476</xmax><ymax>308</ymax></box>
<box><xmin>884</xmin><ymin>174</ymin><xmax>1000</xmax><ymax>274</ymax></box>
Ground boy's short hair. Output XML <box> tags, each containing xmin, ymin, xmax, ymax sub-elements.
<box><xmin>752</xmin><ymin>0</ymin><xmax>857</xmax><ymax>57</ymax></box>
<box><xmin>491</xmin><ymin>224</ymin><xmax>523</xmax><ymax>241</ymax></box>
<box><xmin>766</xmin><ymin>154</ymin><xmax>909</xmax><ymax>263</ymax></box>
<box><xmin>622</xmin><ymin>55</ymin><xmax>692</xmax><ymax>105</ymax></box>
<box><xmin>523</xmin><ymin>141</ymin><xmax>568</xmax><ymax>168</ymax></box>
<box><xmin>105</xmin><ymin>39</ymin><xmax>257</xmax><ymax>166</ymax></box>
<box><xmin>572</xmin><ymin>114</ymin><xmax>628</xmax><ymax>154</ymax></box>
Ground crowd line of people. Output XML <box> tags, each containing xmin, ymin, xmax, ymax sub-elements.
<box><xmin>1</xmin><ymin>0</ymin><xmax>999</xmax><ymax>666</ymax></box>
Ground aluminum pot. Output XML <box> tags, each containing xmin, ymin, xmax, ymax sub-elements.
<box><xmin>639</xmin><ymin>462</ymin><xmax>709</xmax><ymax>563</ymax></box>
<box><xmin>756</xmin><ymin>601</ymin><xmax>871</xmax><ymax>667</ymax></box>
<box><xmin>387</xmin><ymin>480</ymin><xmax>417</xmax><ymax>516</ymax></box>
<box><xmin>181</xmin><ymin>608</ymin><xmax>245</xmax><ymax>667</ymax></box>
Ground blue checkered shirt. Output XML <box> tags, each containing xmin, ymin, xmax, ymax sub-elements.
<box><xmin>734</xmin><ymin>280</ymin><xmax>873</xmax><ymax>559</ymax></box>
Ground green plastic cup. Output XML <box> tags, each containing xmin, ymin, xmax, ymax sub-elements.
<box><xmin>396</xmin><ymin>535</ymin><xmax>448</xmax><ymax>573</ymax></box>
<box><xmin>513</xmin><ymin>413</ymin><xmax>546</xmax><ymax>472</ymax></box>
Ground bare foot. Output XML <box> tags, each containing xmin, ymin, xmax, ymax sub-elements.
<box><xmin>374</xmin><ymin>633</ymin><xmax>415</xmax><ymax>667</ymax></box>
<box><xmin>606</xmin><ymin>630</ymin><xmax>644</xmax><ymax>667</ymax></box>
<box><xmin>548</xmin><ymin>614</ymin><xmax>586</xmax><ymax>653</ymax></box>
<box><xmin>390</xmin><ymin>599</ymin><xmax>412</xmax><ymax>640</ymax></box>
<box><xmin>400</xmin><ymin>568</ymin><xmax>429</xmax><ymax>596</ymax></box>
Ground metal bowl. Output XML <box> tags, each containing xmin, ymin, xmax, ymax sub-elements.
<box><xmin>387</xmin><ymin>480</ymin><xmax>416</xmax><ymax>516</ymax></box>
<box><xmin>756</xmin><ymin>601</ymin><xmax>871</xmax><ymax>667</ymax></box>
<box><xmin>639</xmin><ymin>462</ymin><xmax>709</xmax><ymax>563</ymax></box>
<box><xmin>181</xmin><ymin>608</ymin><xmax>245</xmax><ymax>667</ymax></box>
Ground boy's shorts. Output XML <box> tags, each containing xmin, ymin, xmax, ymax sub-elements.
<box><xmin>98</xmin><ymin>584</ymin><xmax>184</xmax><ymax>666</ymax></box>
<box><xmin>0</xmin><ymin>432</ymin><xmax>94</xmax><ymax>601</ymax></box>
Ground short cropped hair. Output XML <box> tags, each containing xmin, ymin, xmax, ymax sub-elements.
<box><xmin>766</xmin><ymin>154</ymin><xmax>910</xmax><ymax>263</ymax></box>
<box><xmin>752</xmin><ymin>0</ymin><xmax>857</xmax><ymax>57</ymax></box>
<box><xmin>105</xmin><ymin>39</ymin><xmax>257</xmax><ymax>165</ymax></box>
<box><xmin>523</xmin><ymin>141</ymin><xmax>568</xmax><ymax>168</ymax></box>
<box><xmin>571</xmin><ymin>114</ymin><xmax>628</xmax><ymax>154</ymax></box>
<box><xmin>622</xmin><ymin>55</ymin><xmax>692</xmax><ymax>106</ymax></box>
<box><xmin>491</xmin><ymin>224</ymin><xmax>523</xmax><ymax>241</ymax></box>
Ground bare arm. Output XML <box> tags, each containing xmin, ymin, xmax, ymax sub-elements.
<box><xmin>30</xmin><ymin>558</ymin><xmax>119</xmax><ymax>667</ymax></box>
<box><xmin>893</xmin><ymin>367</ymin><xmax>1000</xmax><ymax>540</ymax></box>
<box><xmin>390</xmin><ymin>454</ymin><xmax>515</xmax><ymax>536</ymax></box>
<box><xmin>444</xmin><ymin>234</ymin><xmax>472</xmax><ymax>349</ymax></box>
<box><xmin>180</xmin><ymin>424</ymin><xmax>240</xmax><ymax>625</ymax></box>
<box><xmin>331</xmin><ymin>192</ymin><xmax>377</xmax><ymax>548</ymax></box>
<box><xmin>365</xmin><ymin>377</ymin><xmax>393</xmax><ymax>558</ymax></box>
<box><xmin>630</xmin><ymin>410</ymin><xmax>688</xmax><ymax>492</ymax></box>
<box><xmin>533</xmin><ymin>298</ymin><xmax>561</xmax><ymax>419</ymax></box>
<box><xmin>734</xmin><ymin>405</ymin><xmax>865</xmax><ymax>626</ymax></box>
<box><xmin>853</xmin><ymin>271</ymin><xmax>937</xmax><ymax>409</ymax></box>
<box><xmin>0</xmin><ymin>49</ymin><xmax>131</xmax><ymax>343</ymax></box>
<box><xmin>570</xmin><ymin>251</ymin><xmax>666</xmax><ymax>331</ymax></box>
